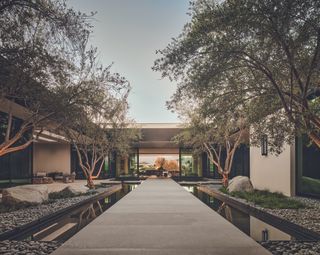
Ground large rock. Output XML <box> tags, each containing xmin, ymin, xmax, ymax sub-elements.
<box><xmin>2</xmin><ymin>185</ymin><xmax>49</xmax><ymax>205</ymax></box>
<box><xmin>60</xmin><ymin>185</ymin><xmax>89</xmax><ymax>196</ymax></box>
<box><xmin>227</xmin><ymin>176</ymin><xmax>254</xmax><ymax>193</ymax></box>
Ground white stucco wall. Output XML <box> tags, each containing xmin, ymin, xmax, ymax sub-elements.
<box><xmin>33</xmin><ymin>142</ymin><xmax>71</xmax><ymax>175</ymax></box>
<box><xmin>250</xmin><ymin>143</ymin><xmax>295</xmax><ymax>196</ymax></box>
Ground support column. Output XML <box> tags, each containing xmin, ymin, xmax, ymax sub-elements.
<box><xmin>137</xmin><ymin>148</ymin><xmax>139</xmax><ymax>173</ymax></box>
<box><xmin>179</xmin><ymin>147</ymin><xmax>182</xmax><ymax>179</ymax></box>
<box><xmin>116</xmin><ymin>155</ymin><xmax>121</xmax><ymax>177</ymax></box>
<box><xmin>198</xmin><ymin>155</ymin><xmax>203</xmax><ymax>177</ymax></box>
<box><xmin>124</xmin><ymin>155</ymin><xmax>129</xmax><ymax>175</ymax></box>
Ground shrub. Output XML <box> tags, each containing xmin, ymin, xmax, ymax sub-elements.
<box><xmin>219</xmin><ymin>188</ymin><xmax>306</xmax><ymax>209</ymax></box>
<box><xmin>48</xmin><ymin>189</ymin><xmax>97</xmax><ymax>200</ymax></box>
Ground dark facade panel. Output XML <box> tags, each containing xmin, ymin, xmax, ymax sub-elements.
<box><xmin>0</xmin><ymin>145</ymin><xmax>32</xmax><ymax>185</ymax></box>
<box><xmin>296</xmin><ymin>136</ymin><xmax>320</xmax><ymax>197</ymax></box>
<box><xmin>140</xmin><ymin>128</ymin><xmax>182</xmax><ymax>142</ymax></box>
<box><xmin>202</xmin><ymin>145</ymin><xmax>250</xmax><ymax>179</ymax></box>
<box><xmin>0</xmin><ymin>111</ymin><xmax>33</xmax><ymax>185</ymax></box>
<box><xmin>71</xmin><ymin>146</ymin><xmax>112</xmax><ymax>179</ymax></box>
<box><xmin>133</xmin><ymin>141</ymin><xmax>179</xmax><ymax>148</ymax></box>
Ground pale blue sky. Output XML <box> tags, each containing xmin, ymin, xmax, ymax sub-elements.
<box><xmin>67</xmin><ymin>0</ymin><xmax>190</xmax><ymax>123</ymax></box>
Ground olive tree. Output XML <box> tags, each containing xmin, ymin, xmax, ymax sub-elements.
<box><xmin>154</xmin><ymin>0</ymin><xmax>320</xmax><ymax>153</ymax></box>
<box><xmin>176</xmin><ymin>105</ymin><xmax>247</xmax><ymax>187</ymax></box>
<box><xmin>62</xmin><ymin>54</ymin><xmax>133</xmax><ymax>188</ymax></box>
<box><xmin>0</xmin><ymin>0</ymin><xmax>93</xmax><ymax>156</ymax></box>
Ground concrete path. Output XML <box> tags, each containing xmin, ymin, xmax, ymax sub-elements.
<box><xmin>52</xmin><ymin>179</ymin><xmax>271</xmax><ymax>255</ymax></box>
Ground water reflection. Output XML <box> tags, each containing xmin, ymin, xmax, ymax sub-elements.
<box><xmin>30</xmin><ymin>184</ymin><xmax>137</xmax><ymax>242</ymax></box>
<box><xmin>183</xmin><ymin>185</ymin><xmax>293</xmax><ymax>241</ymax></box>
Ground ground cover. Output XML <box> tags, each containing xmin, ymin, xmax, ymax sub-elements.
<box><xmin>301</xmin><ymin>176</ymin><xmax>320</xmax><ymax>195</ymax></box>
<box><xmin>209</xmin><ymin>185</ymin><xmax>320</xmax><ymax>254</ymax></box>
<box><xmin>212</xmin><ymin>185</ymin><xmax>320</xmax><ymax>234</ymax></box>
<box><xmin>260</xmin><ymin>240</ymin><xmax>320</xmax><ymax>255</ymax></box>
<box><xmin>0</xmin><ymin>240</ymin><xmax>61</xmax><ymax>255</ymax></box>
<box><xmin>48</xmin><ymin>189</ymin><xmax>97</xmax><ymax>200</ymax></box>
<box><xmin>219</xmin><ymin>187</ymin><xmax>306</xmax><ymax>209</ymax></box>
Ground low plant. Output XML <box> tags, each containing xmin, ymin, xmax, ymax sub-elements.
<box><xmin>301</xmin><ymin>176</ymin><xmax>320</xmax><ymax>195</ymax></box>
<box><xmin>219</xmin><ymin>186</ymin><xmax>228</xmax><ymax>194</ymax></box>
<box><xmin>94</xmin><ymin>183</ymin><xmax>111</xmax><ymax>189</ymax></box>
<box><xmin>219</xmin><ymin>188</ymin><xmax>306</xmax><ymax>209</ymax></box>
<box><xmin>48</xmin><ymin>189</ymin><xmax>97</xmax><ymax>200</ymax></box>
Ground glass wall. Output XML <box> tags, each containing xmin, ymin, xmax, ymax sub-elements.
<box><xmin>0</xmin><ymin>146</ymin><xmax>32</xmax><ymax>186</ymax></box>
<box><xmin>202</xmin><ymin>145</ymin><xmax>249</xmax><ymax>179</ymax></box>
<box><xmin>138</xmin><ymin>154</ymin><xmax>179</xmax><ymax>176</ymax></box>
<box><xmin>180</xmin><ymin>150</ymin><xmax>198</xmax><ymax>176</ymax></box>
<box><xmin>129</xmin><ymin>152</ymin><xmax>138</xmax><ymax>175</ymax></box>
<box><xmin>99</xmin><ymin>156</ymin><xmax>110</xmax><ymax>178</ymax></box>
<box><xmin>0</xmin><ymin>112</ymin><xmax>32</xmax><ymax>186</ymax></box>
<box><xmin>296</xmin><ymin>136</ymin><xmax>320</xmax><ymax>197</ymax></box>
<box><xmin>206</xmin><ymin>159</ymin><xmax>220</xmax><ymax>178</ymax></box>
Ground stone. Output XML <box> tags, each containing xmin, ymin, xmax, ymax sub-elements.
<box><xmin>2</xmin><ymin>185</ymin><xmax>49</xmax><ymax>206</ymax></box>
<box><xmin>60</xmin><ymin>185</ymin><xmax>89</xmax><ymax>196</ymax></box>
<box><xmin>227</xmin><ymin>175</ymin><xmax>254</xmax><ymax>193</ymax></box>
<box><xmin>0</xmin><ymin>194</ymin><xmax>97</xmax><ymax>234</ymax></box>
<box><xmin>64</xmin><ymin>185</ymin><xmax>89</xmax><ymax>195</ymax></box>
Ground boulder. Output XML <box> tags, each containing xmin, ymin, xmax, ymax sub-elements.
<box><xmin>227</xmin><ymin>176</ymin><xmax>254</xmax><ymax>193</ymax></box>
<box><xmin>2</xmin><ymin>184</ymin><xmax>49</xmax><ymax>205</ymax></box>
<box><xmin>60</xmin><ymin>185</ymin><xmax>89</xmax><ymax>196</ymax></box>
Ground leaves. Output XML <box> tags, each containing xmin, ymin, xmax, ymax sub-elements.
<box><xmin>0</xmin><ymin>0</ymin><xmax>136</xmax><ymax>169</ymax></box>
<box><xmin>154</xmin><ymin>0</ymin><xmax>320</xmax><ymax>153</ymax></box>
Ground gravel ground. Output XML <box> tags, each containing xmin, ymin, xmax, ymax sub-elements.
<box><xmin>203</xmin><ymin>185</ymin><xmax>320</xmax><ymax>254</ymax></box>
<box><xmin>0</xmin><ymin>187</ymin><xmax>113</xmax><ymax>234</ymax></box>
<box><xmin>260</xmin><ymin>240</ymin><xmax>320</xmax><ymax>255</ymax></box>
<box><xmin>0</xmin><ymin>240</ymin><xmax>61</xmax><ymax>255</ymax></box>
<box><xmin>205</xmin><ymin>185</ymin><xmax>320</xmax><ymax>234</ymax></box>
<box><xmin>263</xmin><ymin>197</ymin><xmax>320</xmax><ymax>235</ymax></box>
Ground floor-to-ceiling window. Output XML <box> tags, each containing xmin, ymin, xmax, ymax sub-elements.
<box><xmin>180</xmin><ymin>149</ymin><xmax>198</xmax><ymax>176</ymax></box>
<box><xmin>206</xmin><ymin>158</ymin><xmax>220</xmax><ymax>178</ymax></box>
<box><xmin>0</xmin><ymin>145</ymin><xmax>32</xmax><ymax>187</ymax></box>
<box><xmin>138</xmin><ymin>154</ymin><xmax>179</xmax><ymax>176</ymax></box>
<box><xmin>99</xmin><ymin>156</ymin><xmax>110</xmax><ymax>178</ymax></box>
<box><xmin>129</xmin><ymin>151</ymin><xmax>138</xmax><ymax>175</ymax></box>
<box><xmin>0</xmin><ymin>111</ymin><xmax>33</xmax><ymax>187</ymax></box>
<box><xmin>296</xmin><ymin>136</ymin><xmax>320</xmax><ymax>197</ymax></box>
<box><xmin>201</xmin><ymin>145</ymin><xmax>249</xmax><ymax>179</ymax></box>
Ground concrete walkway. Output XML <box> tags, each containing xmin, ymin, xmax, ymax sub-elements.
<box><xmin>52</xmin><ymin>179</ymin><xmax>271</xmax><ymax>255</ymax></box>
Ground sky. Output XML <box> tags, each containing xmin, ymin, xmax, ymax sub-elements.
<box><xmin>67</xmin><ymin>0</ymin><xmax>190</xmax><ymax>123</ymax></box>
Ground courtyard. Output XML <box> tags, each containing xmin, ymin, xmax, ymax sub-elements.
<box><xmin>1</xmin><ymin>0</ymin><xmax>320</xmax><ymax>254</ymax></box>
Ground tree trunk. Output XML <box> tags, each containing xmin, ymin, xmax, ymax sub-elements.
<box><xmin>86</xmin><ymin>175</ymin><xmax>95</xmax><ymax>189</ymax></box>
<box><xmin>222</xmin><ymin>173</ymin><xmax>229</xmax><ymax>188</ymax></box>
<box><xmin>309</xmin><ymin>132</ymin><xmax>320</xmax><ymax>148</ymax></box>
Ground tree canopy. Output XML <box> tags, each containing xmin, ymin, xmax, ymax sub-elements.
<box><xmin>154</xmin><ymin>0</ymin><xmax>320</xmax><ymax>153</ymax></box>
<box><xmin>0</xmin><ymin>0</ymin><xmax>135</xmax><ymax>166</ymax></box>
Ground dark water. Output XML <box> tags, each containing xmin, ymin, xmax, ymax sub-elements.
<box><xmin>19</xmin><ymin>183</ymin><xmax>300</xmax><ymax>243</ymax></box>
<box><xmin>25</xmin><ymin>184</ymin><xmax>138</xmax><ymax>242</ymax></box>
<box><xmin>182</xmin><ymin>185</ymin><xmax>295</xmax><ymax>242</ymax></box>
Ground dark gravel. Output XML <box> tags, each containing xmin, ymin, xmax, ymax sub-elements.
<box><xmin>205</xmin><ymin>185</ymin><xmax>320</xmax><ymax>234</ymax></box>
<box><xmin>0</xmin><ymin>187</ymin><xmax>113</xmax><ymax>234</ymax></box>
<box><xmin>203</xmin><ymin>185</ymin><xmax>320</xmax><ymax>254</ymax></box>
<box><xmin>262</xmin><ymin>197</ymin><xmax>320</xmax><ymax>235</ymax></box>
<box><xmin>260</xmin><ymin>240</ymin><xmax>320</xmax><ymax>255</ymax></box>
<box><xmin>0</xmin><ymin>240</ymin><xmax>61</xmax><ymax>255</ymax></box>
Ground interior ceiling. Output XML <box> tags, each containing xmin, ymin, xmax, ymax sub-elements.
<box><xmin>140</xmin><ymin>128</ymin><xmax>182</xmax><ymax>142</ymax></box>
<box><xmin>138</xmin><ymin>148</ymin><xmax>179</xmax><ymax>154</ymax></box>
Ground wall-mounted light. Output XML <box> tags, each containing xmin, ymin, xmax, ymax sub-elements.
<box><xmin>262</xmin><ymin>228</ymin><xmax>269</xmax><ymax>241</ymax></box>
<box><xmin>261</xmin><ymin>135</ymin><xmax>268</xmax><ymax>156</ymax></box>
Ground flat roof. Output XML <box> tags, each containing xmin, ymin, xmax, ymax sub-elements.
<box><xmin>136</xmin><ymin>123</ymin><xmax>183</xmax><ymax>129</ymax></box>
